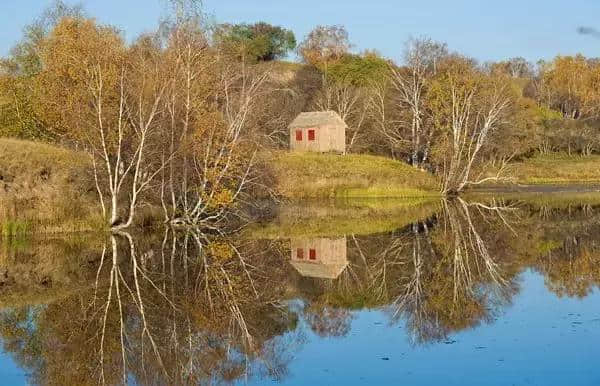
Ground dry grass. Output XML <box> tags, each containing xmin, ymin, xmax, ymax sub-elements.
<box><xmin>267</xmin><ymin>150</ymin><xmax>441</xmax><ymax>199</ymax></box>
<box><xmin>0</xmin><ymin>138</ymin><xmax>103</xmax><ymax>234</ymax></box>
<box><xmin>507</xmin><ymin>153</ymin><xmax>600</xmax><ymax>184</ymax></box>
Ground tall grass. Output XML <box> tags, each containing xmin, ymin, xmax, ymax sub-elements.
<box><xmin>1</xmin><ymin>219</ymin><xmax>31</xmax><ymax>238</ymax></box>
<box><xmin>0</xmin><ymin>138</ymin><xmax>106</xmax><ymax>234</ymax></box>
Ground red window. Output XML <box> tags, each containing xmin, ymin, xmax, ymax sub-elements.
<box><xmin>309</xmin><ymin>249</ymin><xmax>316</xmax><ymax>260</ymax></box>
<box><xmin>308</xmin><ymin>129</ymin><xmax>315</xmax><ymax>141</ymax></box>
<box><xmin>296</xmin><ymin>248</ymin><xmax>304</xmax><ymax>259</ymax></box>
<box><xmin>295</xmin><ymin>130</ymin><xmax>303</xmax><ymax>141</ymax></box>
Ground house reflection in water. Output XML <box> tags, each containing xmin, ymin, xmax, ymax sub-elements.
<box><xmin>290</xmin><ymin>237</ymin><xmax>348</xmax><ymax>279</ymax></box>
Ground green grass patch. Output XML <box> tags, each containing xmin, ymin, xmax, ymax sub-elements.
<box><xmin>267</xmin><ymin>151</ymin><xmax>441</xmax><ymax>199</ymax></box>
<box><xmin>508</xmin><ymin>153</ymin><xmax>600</xmax><ymax>184</ymax></box>
<box><xmin>537</xmin><ymin>240</ymin><xmax>562</xmax><ymax>255</ymax></box>
<box><xmin>1</xmin><ymin>219</ymin><xmax>30</xmax><ymax>238</ymax></box>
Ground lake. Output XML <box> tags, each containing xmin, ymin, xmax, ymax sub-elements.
<box><xmin>1</xmin><ymin>193</ymin><xmax>600</xmax><ymax>385</ymax></box>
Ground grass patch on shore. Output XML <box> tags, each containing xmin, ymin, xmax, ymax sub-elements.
<box><xmin>268</xmin><ymin>151</ymin><xmax>441</xmax><ymax>199</ymax></box>
<box><xmin>508</xmin><ymin>153</ymin><xmax>600</xmax><ymax>184</ymax></box>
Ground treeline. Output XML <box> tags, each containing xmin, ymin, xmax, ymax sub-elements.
<box><xmin>1</xmin><ymin>0</ymin><xmax>600</xmax><ymax>227</ymax></box>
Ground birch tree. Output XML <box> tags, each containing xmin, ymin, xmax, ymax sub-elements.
<box><xmin>428</xmin><ymin>56</ymin><xmax>514</xmax><ymax>193</ymax></box>
<box><xmin>374</xmin><ymin>37</ymin><xmax>447</xmax><ymax>165</ymax></box>
<box><xmin>37</xmin><ymin>18</ymin><xmax>168</xmax><ymax>229</ymax></box>
<box><xmin>313</xmin><ymin>77</ymin><xmax>371</xmax><ymax>151</ymax></box>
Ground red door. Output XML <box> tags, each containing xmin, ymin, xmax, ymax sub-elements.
<box><xmin>309</xmin><ymin>249</ymin><xmax>316</xmax><ymax>260</ymax></box>
<box><xmin>308</xmin><ymin>129</ymin><xmax>315</xmax><ymax>141</ymax></box>
<box><xmin>295</xmin><ymin>130</ymin><xmax>303</xmax><ymax>141</ymax></box>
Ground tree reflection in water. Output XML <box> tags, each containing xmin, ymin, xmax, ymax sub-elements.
<box><xmin>0</xmin><ymin>230</ymin><xmax>301</xmax><ymax>384</ymax></box>
<box><xmin>2</xmin><ymin>198</ymin><xmax>600</xmax><ymax>383</ymax></box>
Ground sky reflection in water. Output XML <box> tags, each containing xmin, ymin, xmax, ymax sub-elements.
<box><xmin>1</xmin><ymin>196</ymin><xmax>600</xmax><ymax>385</ymax></box>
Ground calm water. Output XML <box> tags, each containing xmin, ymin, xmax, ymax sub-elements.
<box><xmin>2</xmin><ymin>195</ymin><xmax>600</xmax><ymax>385</ymax></box>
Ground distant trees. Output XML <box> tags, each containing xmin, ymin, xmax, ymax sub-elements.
<box><xmin>487</xmin><ymin>57</ymin><xmax>533</xmax><ymax>78</ymax></box>
<box><xmin>4</xmin><ymin>2</ymin><xmax>600</xmax><ymax>201</ymax></box>
<box><xmin>0</xmin><ymin>0</ymin><xmax>84</xmax><ymax>139</ymax></box>
<box><xmin>298</xmin><ymin>25</ymin><xmax>352</xmax><ymax>66</ymax></box>
<box><xmin>313</xmin><ymin>52</ymin><xmax>389</xmax><ymax>151</ymax></box>
<box><xmin>215</xmin><ymin>22</ymin><xmax>296</xmax><ymax>62</ymax></box>
<box><xmin>535</xmin><ymin>55</ymin><xmax>600</xmax><ymax>119</ymax></box>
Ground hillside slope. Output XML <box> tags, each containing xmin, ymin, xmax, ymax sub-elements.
<box><xmin>0</xmin><ymin>138</ymin><xmax>101</xmax><ymax>234</ymax></box>
<box><xmin>267</xmin><ymin>151</ymin><xmax>441</xmax><ymax>198</ymax></box>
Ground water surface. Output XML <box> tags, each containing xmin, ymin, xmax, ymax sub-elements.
<box><xmin>1</xmin><ymin>194</ymin><xmax>600</xmax><ymax>385</ymax></box>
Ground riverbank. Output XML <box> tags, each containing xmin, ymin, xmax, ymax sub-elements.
<box><xmin>505</xmin><ymin>153</ymin><xmax>600</xmax><ymax>185</ymax></box>
<box><xmin>5</xmin><ymin>138</ymin><xmax>600</xmax><ymax>236</ymax></box>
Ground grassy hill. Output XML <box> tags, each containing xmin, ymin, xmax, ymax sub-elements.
<box><xmin>0</xmin><ymin>138</ymin><xmax>102</xmax><ymax>234</ymax></box>
<box><xmin>266</xmin><ymin>150</ymin><xmax>441</xmax><ymax>198</ymax></box>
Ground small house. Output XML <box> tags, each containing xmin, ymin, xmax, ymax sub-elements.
<box><xmin>288</xmin><ymin>111</ymin><xmax>347</xmax><ymax>153</ymax></box>
<box><xmin>289</xmin><ymin>237</ymin><xmax>348</xmax><ymax>279</ymax></box>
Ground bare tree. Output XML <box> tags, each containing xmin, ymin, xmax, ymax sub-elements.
<box><xmin>88</xmin><ymin>36</ymin><xmax>167</xmax><ymax>229</ymax></box>
<box><xmin>430</xmin><ymin>58</ymin><xmax>513</xmax><ymax>193</ymax></box>
<box><xmin>376</xmin><ymin>37</ymin><xmax>447</xmax><ymax>165</ymax></box>
<box><xmin>165</xmin><ymin>60</ymin><xmax>269</xmax><ymax>226</ymax></box>
<box><xmin>313</xmin><ymin>76</ymin><xmax>372</xmax><ymax>151</ymax></box>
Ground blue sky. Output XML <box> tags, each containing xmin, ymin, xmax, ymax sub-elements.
<box><xmin>1</xmin><ymin>0</ymin><xmax>599</xmax><ymax>63</ymax></box>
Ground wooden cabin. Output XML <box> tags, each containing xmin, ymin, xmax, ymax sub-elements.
<box><xmin>288</xmin><ymin>111</ymin><xmax>346</xmax><ymax>153</ymax></box>
<box><xmin>289</xmin><ymin>237</ymin><xmax>348</xmax><ymax>279</ymax></box>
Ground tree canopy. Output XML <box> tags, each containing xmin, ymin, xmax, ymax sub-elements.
<box><xmin>214</xmin><ymin>22</ymin><xmax>296</xmax><ymax>61</ymax></box>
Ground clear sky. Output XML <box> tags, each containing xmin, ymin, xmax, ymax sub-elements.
<box><xmin>1</xmin><ymin>0</ymin><xmax>599</xmax><ymax>63</ymax></box>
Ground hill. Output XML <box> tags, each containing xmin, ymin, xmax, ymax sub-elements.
<box><xmin>266</xmin><ymin>150</ymin><xmax>441</xmax><ymax>198</ymax></box>
<box><xmin>0</xmin><ymin>138</ymin><xmax>101</xmax><ymax>234</ymax></box>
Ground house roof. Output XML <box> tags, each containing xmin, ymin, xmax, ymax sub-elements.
<box><xmin>288</xmin><ymin>111</ymin><xmax>347</xmax><ymax>129</ymax></box>
<box><xmin>290</xmin><ymin>260</ymin><xmax>348</xmax><ymax>279</ymax></box>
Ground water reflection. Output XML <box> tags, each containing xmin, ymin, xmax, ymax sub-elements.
<box><xmin>290</xmin><ymin>238</ymin><xmax>348</xmax><ymax>279</ymax></box>
<box><xmin>1</xmin><ymin>196</ymin><xmax>600</xmax><ymax>384</ymax></box>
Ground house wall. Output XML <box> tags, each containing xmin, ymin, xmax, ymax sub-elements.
<box><xmin>324</xmin><ymin>124</ymin><xmax>345</xmax><ymax>153</ymax></box>
<box><xmin>289</xmin><ymin>125</ymin><xmax>345</xmax><ymax>153</ymax></box>
<box><xmin>290</xmin><ymin>126</ymin><xmax>322</xmax><ymax>152</ymax></box>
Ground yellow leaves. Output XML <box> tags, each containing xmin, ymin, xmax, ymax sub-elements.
<box><xmin>203</xmin><ymin>188</ymin><xmax>234</xmax><ymax>210</ymax></box>
<box><xmin>208</xmin><ymin>241</ymin><xmax>234</xmax><ymax>262</ymax></box>
<box><xmin>541</xmin><ymin>54</ymin><xmax>600</xmax><ymax>118</ymax></box>
<box><xmin>35</xmin><ymin>17</ymin><xmax>125</xmax><ymax>137</ymax></box>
